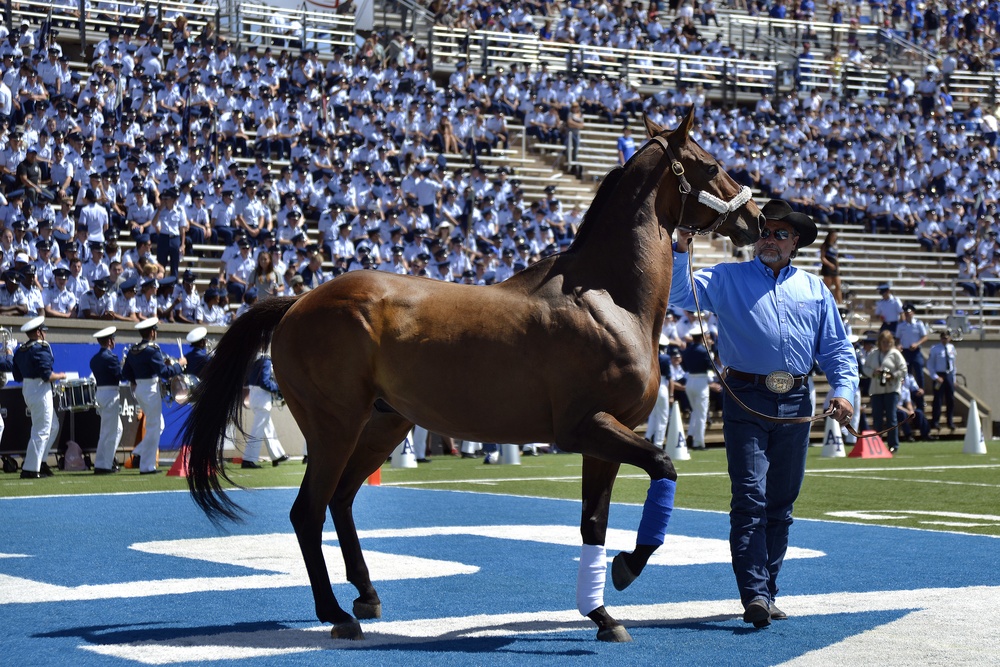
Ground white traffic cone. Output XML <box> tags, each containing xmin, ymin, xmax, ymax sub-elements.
<box><xmin>821</xmin><ymin>417</ymin><xmax>847</xmax><ymax>458</ymax></box>
<box><xmin>667</xmin><ymin>401</ymin><xmax>691</xmax><ymax>461</ymax></box>
<box><xmin>500</xmin><ymin>444</ymin><xmax>522</xmax><ymax>465</ymax></box>
<box><xmin>963</xmin><ymin>400</ymin><xmax>987</xmax><ymax>455</ymax></box>
<box><xmin>390</xmin><ymin>432</ymin><xmax>418</xmax><ymax>468</ymax></box>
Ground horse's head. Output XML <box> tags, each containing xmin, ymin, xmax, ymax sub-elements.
<box><xmin>643</xmin><ymin>109</ymin><xmax>762</xmax><ymax>247</ymax></box>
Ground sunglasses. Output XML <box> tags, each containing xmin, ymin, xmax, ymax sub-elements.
<box><xmin>759</xmin><ymin>228</ymin><xmax>795</xmax><ymax>240</ymax></box>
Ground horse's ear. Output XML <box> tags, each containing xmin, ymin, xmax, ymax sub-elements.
<box><xmin>672</xmin><ymin>106</ymin><xmax>696</xmax><ymax>139</ymax></box>
<box><xmin>643</xmin><ymin>113</ymin><xmax>663</xmax><ymax>138</ymax></box>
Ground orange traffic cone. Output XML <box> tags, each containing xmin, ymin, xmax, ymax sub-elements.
<box><xmin>167</xmin><ymin>446</ymin><xmax>190</xmax><ymax>477</ymax></box>
<box><xmin>848</xmin><ymin>431</ymin><xmax>893</xmax><ymax>458</ymax></box>
<box><xmin>367</xmin><ymin>466</ymin><xmax>381</xmax><ymax>486</ymax></box>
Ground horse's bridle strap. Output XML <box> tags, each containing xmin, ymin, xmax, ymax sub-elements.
<box><xmin>649</xmin><ymin>134</ymin><xmax>754</xmax><ymax>236</ymax></box>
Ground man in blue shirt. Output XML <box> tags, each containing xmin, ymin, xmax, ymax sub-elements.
<box><xmin>616</xmin><ymin>125</ymin><xmax>636</xmax><ymax>165</ymax></box>
<box><xmin>670</xmin><ymin>199</ymin><xmax>858</xmax><ymax>628</ymax></box>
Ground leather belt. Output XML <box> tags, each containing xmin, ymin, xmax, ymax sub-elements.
<box><xmin>725</xmin><ymin>369</ymin><xmax>808</xmax><ymax>392</ymax></box>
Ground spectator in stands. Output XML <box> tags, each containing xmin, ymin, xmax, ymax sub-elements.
<box><xmin>874</xmin><ymin>282</ymin><xmax>903</xmax><ymax>334</ymax></box>
<box><xmin>617</xmin><ymin>125</ymin><xmax>636</xmax><ymax>165</ymax></box>
<box><xmin>818</xmin><ymin>231</ymin><xmax>842</xmax><ymax>303</ymax></box>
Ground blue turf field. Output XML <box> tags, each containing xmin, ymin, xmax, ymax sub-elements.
<box><xmin>1</xmin><ymin>486</ymin><xmax>998</xmax><ymax>666</ymax></box>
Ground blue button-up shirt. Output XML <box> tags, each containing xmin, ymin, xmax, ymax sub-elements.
<box><xmin>895</xmin><ymin>317</ymin><xmax>928</xmax><ymax>349</ymax></box>
<box><xmin>670</xmin><ymin>252</ymin><xmax>858</xmax><ymax>403</ymax></box>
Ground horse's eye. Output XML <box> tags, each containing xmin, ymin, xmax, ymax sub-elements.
<box><xmin>707</xmin><ymin>164</ymin><xmax>719</xmax><ymax>178</ymax></box>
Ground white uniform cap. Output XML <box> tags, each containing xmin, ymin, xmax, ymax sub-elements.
<box><xmin>186</xmin><ymin>326</ymin><xmax>208</xmax><ymax>344</ymax></box>
<box><xmin>135</xmin><ymin>317</ymin><xmax>159</xmax><ymax>331</ymax></box>
<box><xmin>93</xmin><ymin>326</ymin><xmax>117</xmax><ymax>339</ymax></box>
<box><xmin>658</xmin><ymin>333</ymin><xmax>670</xmax><ymax>347</ymax></box>
<box><xmin>20</xmin><ymin>315</ymin><xmax>46</xmax><ymax>333</ymax></box>
<box><xmin>687</xmin><ymin>324</ymin><xmax>706</xmax><ymax>338</ymax></box>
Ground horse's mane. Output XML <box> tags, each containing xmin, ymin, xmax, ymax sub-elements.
<box><xmin>567</xmin><ymin>166</ymin><xmax>625</xmax><ymax>252</ymax></box>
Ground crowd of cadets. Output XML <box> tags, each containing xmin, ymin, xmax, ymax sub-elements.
<box><xmin>0</xmin><ymin>0</ymin><xmax>998</xmax><ymax>327</ymax></box>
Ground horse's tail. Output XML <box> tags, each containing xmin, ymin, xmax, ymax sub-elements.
<box><xmin>184</xmin><ymin>296</ymin><xmax>297</xmax><ymax>522</ymax></box>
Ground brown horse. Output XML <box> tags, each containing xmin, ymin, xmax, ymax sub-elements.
<box><xmin>183</xmin><ymin>110</ymin><xmax>762</xmax><ymax>643</ymax></box>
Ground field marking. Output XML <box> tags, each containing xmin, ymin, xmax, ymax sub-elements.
<box><xmin>814</xmin><ymin>473</ymin><xmax>1000</xmax><ymax>489</ymax></box>
<box><xmin>383</xmin><ymin>463</ymin><xmax>1000</xmax><ymax>487</ymax></box>
<box><xmin>76</xmin><ymin>586</ymin><xmax>1000</xmax><ymax>665</ymax></box>
<box><xmin>0</xmin><ymin>525</ymin><xmax>822</xmax><ymax>606</ymax></box>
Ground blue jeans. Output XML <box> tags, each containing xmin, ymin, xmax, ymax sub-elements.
<box><xmin>870</xmin><ymin>392</ymin><xmax>899</xmax><ymax>450</ymax></box>
<box><xmin>723</xmin><ymin>378</ymin><xmax>812</xmax><ymax>607</ymax></box>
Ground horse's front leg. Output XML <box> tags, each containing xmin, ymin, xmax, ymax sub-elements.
<box><xmin>561</xmin><ymin>412</ymin><xmax>678</xmax><ymax>641</ymax></box>
<box><xmin>579</xmin><ymin>455</ymin><xmax>631</xmax><ymax>643</ymax></box>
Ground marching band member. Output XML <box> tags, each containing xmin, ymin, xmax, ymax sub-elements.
<box><xmin>12</xmin><ymin>316</ymin><xmax>67</xmax><ymax>478</ymax></box>
<box><xmin>0</xmin><ymin>332</ymin><xmax>13</xmax><ymax>449</ymax></box>
<box><xmin>242</xmin><ymin>346</ymin><xmax>288</xmax><ymax>468</ymax></box>
<box><xmin>123</xmin><ymin>317</ymin><xmax>186</xmax><ymax>475</ymax></box>
<box><xmin>184</xmin><ymin>326</ymin><xmax>211</xmax><ymax>378</ymax></box>
<box><xmin>90</xmin><ymin>326</ymin><xmax>123</xmax><ymax>474</ymax></box>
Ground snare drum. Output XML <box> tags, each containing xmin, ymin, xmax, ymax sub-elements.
<box><xmin>56</xmin><ymin>378</ymin><xmax>98</xmax><ymax>412</ymax></box>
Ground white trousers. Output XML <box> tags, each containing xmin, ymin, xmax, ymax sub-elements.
<box><xmin>244</xmin><ymin>386</ymin><xmax>286</xmax><ymax>463</ymax></box>
<box><xmin>22</xmin><ymin>379</ymin><xmax>57</xmax><ymax>473</ymax></box>
<box><xmin>412</xmin><ymin>425</ymin><xmax>428</xmax><ymax>459</ymax></box>
<box><xmin>132</xmin><ymin>379</ymin><xmax>164</xmax><ymax>473</ymax></box>
<box><xmin>685</xmin><ymin>375</ymin><xmax>711</xmax><ymax>448</ymax></box>
<box><xmin>645</xmin><ymin>377</ymin><xmax>671</xmax><ymax>446</ymax></box>
<box><xmin>94</xmin><ymin>386</ymin><xmax>123</xmax><ymax>470</ymax></box>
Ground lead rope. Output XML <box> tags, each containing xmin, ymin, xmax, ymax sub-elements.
<box><xmin>684</xmin><ymin>241</ymin><xmax>908</xmax><ymax>439</ymax></box>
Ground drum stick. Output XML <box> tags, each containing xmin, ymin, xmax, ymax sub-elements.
<box><xmin>177</xmin><ymin>338</ymin><xmax>184</xmax><ymax>360</ymax></box>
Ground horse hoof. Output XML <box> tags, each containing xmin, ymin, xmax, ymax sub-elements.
<box><xmin>611</xmin><ymin>552</ymin><xmax>637</xmax><ymax>591</ymax></box>
<box><xmin>330</xmin><ymin>621</ymin><xmax>365</xmax><ymax>640</ymax></box>
<box><xmin>353</xmin><ymin>600</ymin><xmax>382</xmax><ymax>619</ymax></box>
<box><xmin>597</xmin><ymin>624</ymin><xmax>633</xmax><ymax>643</ymax></box>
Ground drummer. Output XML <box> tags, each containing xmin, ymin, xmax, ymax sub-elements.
<box><xmin>185</xmin><ymin>326</ymin><xmax>211</xmax><ymax>378</ymax></box>
<box><xmin>90</xmin><ymin>326</ymin><xmax>123</xmax><ymax>475</ymax></box>
<box><xmin>12</xmin><ymin>317</ymin><xmax>68</xmax><ymax>479</ymax></box>
<box><xmin>123</xmin><ymin>318</ymin><xmax>186</xmax><ymax>475</ymax></box>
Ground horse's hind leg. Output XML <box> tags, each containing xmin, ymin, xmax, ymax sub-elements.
<box><xmin>329</xmin><ymin>409</ymin><xmax>413</xmax><ymax>621</ymax></box>
<box><xmin>289</xmin><ymin>412</ymin><xmax>369</xmax><ymax>639</ymax></box>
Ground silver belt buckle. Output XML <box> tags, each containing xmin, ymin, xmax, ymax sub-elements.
<box><xmin>765</xmin><ymin>370</ymin><xmax>795</xmax><ymax>394</ymax></box>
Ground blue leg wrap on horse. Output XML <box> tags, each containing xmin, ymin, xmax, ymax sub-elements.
<box><xmin>637</xmin><ymin>478</ymin><xmax>676</xmax><ymax>546</ymax></box>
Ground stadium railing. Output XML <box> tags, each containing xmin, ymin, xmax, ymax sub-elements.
<box><xmin>232</xmin><ymin>2</ymin><xmax>354</xmax><ymax>57</ymax></box>
<box><xmin>430</xmin><ymin>26</ymin><xmax>779</xmax><ymax>94</ymax></box>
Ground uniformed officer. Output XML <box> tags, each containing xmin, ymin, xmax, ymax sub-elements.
<box><xmin>12</xmin><ymin>316</ymin><xmax>68</xmax><ymax>478</ymax></box>
<box><xmin>644</xmin><ymin>334</ymin><xmax>673</xmax><ymax>448</ymax></box>
<box><xmin>0</xmin><ymin>333</ymin><xmax>13</xmax><ymax>448</ymax></box>
<box><xmin>90</xmin><ymin>326</ymin><xmax>123</xmax><ymax>474</ymax></box>
<box><xmin>184</xmin><ymin>326</ymin><xmax>211</xmax><ymax>378</ymax></box>
<box><xmin>122</xmin><ymin>317</ymin><xmax>186</xmax><ymax>474</ymax></box>
<box><xmin>79</xmin><ymin>277</ymin><xmax>116</xmax><ymax>319</ymax></box>
<box><xmin>242</xmin><ymin>347</ymin><xmax>288</xmax><ymax>468</ymax></box>
<box><xmin>681</xmin><ymin>324</ymin><xmax>714</xmax><ymax>450</ymax></box>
